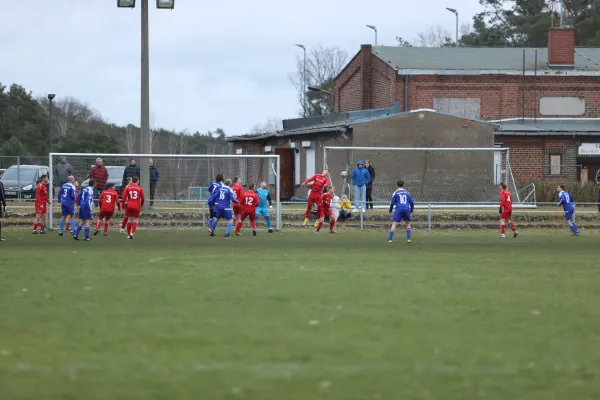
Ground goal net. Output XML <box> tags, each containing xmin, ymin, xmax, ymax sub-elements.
<box><xmin>48</xmin><ymin>153</ymin><xmax>281</xmax><ymax>231</ymax></box>
<box><xmin>323</xmin><ymin>147</ymin><xmax>520</xmax><ymax>206</ymax></box>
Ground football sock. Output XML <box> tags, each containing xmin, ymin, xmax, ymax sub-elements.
<box><xmin>96</xmin><ymin>220</ymin><xmax>101</xmax><ymax>231</ymax></box>
<box><xmin>127</xmin><ymin>222</ymin><xmax>132</xmax><ymax>235</ymax></box>
<box><xmin>104</xmin><ymin>222</ymin><xmax>109</xmax><ymax>234</ymax></box>
<box><xmin>210</xmin><ymin>219</ymin><xmax>217</xmax><ymax>233</ymax></box>
<box><xmin>265</xmin><ymin>216</ymin><xmax>272</xmax><ymax>229</ymax></box>
<box><xmin>316</xmin><ymin>222</ymin><xmax>323</xmax><ymax>232</ymax></box>
<box><xmin>131</xmin><ymin>222</ymin><xmax>138</xmax><ymax>235</ymax></box>
<box><xmin>41</xmin><ymin>225</ymin><xmax>45</xmax><ymax>232</ymax></box>
<box><xmin>251</xmin><ymin>221</ymin><xmax>257</xmax><ymax>230</ymax></box>
<box><xmin>388</xmin><ymin>231</ymin><xmax>395</xmax><ymax>241</ymax></box>
<box><xmin>71</xmin><ymin>220</ymin><xmax>76</xmax><ymax>232</ymax></box>
<box><xmin>121</xmin><ymin>218</ymin><xmax>128</xmax><ymax>229</ymax></box>
<box><xmin>225</xmin><ymin>222</ymin><xmax>232</xmax><ymax>235</ymax></box>
<box><xmin>84</xmin><ymin>226</ymin><xmax>90</xmax><ymax>239</ymax></box>
<box><xmin>59</xmin><ymin>220</ymin><xmax>65</xmax><ymax>233</ymax></box>
<box><xmin>329</xmin><ymin>220</ymin><xmax>335</xmax><ymax>230</ymax></box>
<box><xmin>569</xmin><ymin>222</ymin><xmax>578</xmax><ymax>234</ymax></box>
<box><xmin>500</xmin><ymin>224</ymin><xmax>506</xmax><ymax>234</ymax></box>
<box><xmin>235</xmin><ymin>222</ymin><xmax>242</xmax><ymax>233</ymax></box>
<box><xmin>76</xmin><ymin>224</ymin><xmax>83</xmax><ymax>237</ymax></box>
<box><xmin>33</xmin><ymin>223</ymin><xmax>38</xmax><ymax>231</ymax></box>
<box><xmin>407</xmin><ymin>228</ymin><xmax>412</xmax><ymax>240</ymax></box>
<box><xmin>509</xmin><ymin>222</ymin><xmax>516</xmax><ymax>232</ymax></box>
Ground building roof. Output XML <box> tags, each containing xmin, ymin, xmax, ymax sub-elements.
<box><xmin>372</xmin><ymin>47</ymin><xmax>600</xmax><ymax>75</ymax></box>
<box><xmin>494</xmin><ymin>118</ymin><xmax>600</xmax><ymax>136</ymax></box>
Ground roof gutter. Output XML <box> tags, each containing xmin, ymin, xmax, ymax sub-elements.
<box><xmin>495</xmin><ymin>131</ymin><xmax>600</xmax><ymax>136</ymax></box>
<box><xmin>396</xmin><ymin>69</ymin><xmax>600</xmax><ymax>76</ymax></box>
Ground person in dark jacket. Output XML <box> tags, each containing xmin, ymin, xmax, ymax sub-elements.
<box><xmin>122</xmin><ymin>158</ymin><xmax>141</xmax><ymax>189</ymax></box>
<box><xmin>88</xmin><ymin>157</ymin><xmax>109</xmax><ymax>206</ymax></box>
<box><xmin>365</xmin><ymin>160</ymin><xmax>375</xmax><ymax>209</ymax></box>
<box><xmin>149</xmin><ymin>159</ymin><xmax>159</xmax><ymax>208</ymax></box>
<box><xmin>0</xmin><ymin>179</ymin><xmax>5</xmax><ymax>241</ymax></box>
<box><xmin>54</xmin><ymin>156</ymin><xmax>74</xmax><ymax>187</ymax></box>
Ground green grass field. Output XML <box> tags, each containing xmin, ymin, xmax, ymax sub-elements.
<box><xmin>1</xmin><ymin>228</ymin><xmax>599</xmax><ymax>399</ymax></box>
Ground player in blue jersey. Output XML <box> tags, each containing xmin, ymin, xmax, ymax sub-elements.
<box><xmin>207</xmin><ymin>178</ymin><xmax>239</xmax><ymax>237</ymax></box>
<box><xmin>74</xmin><ymin>180</ymin><xmax>95</xmax><ymax>241</ymax></box>
<box><xmin>58</xmin><ymin>176</ymin><xmax>77</xmax><ymax>236</ymax></box>
<box><xmin>388</xmin><ymin>180</ymin><xmax>414</xmax><ymax>243</ymax></box>
<box><xmin>207</xmin><ymin>174</ymin><xmax>224</xmax><ymax>230</ymax></box>
<box><xmin>557</xmin><ymin>184</ymin><xmax>579</xmax><ymax>236</ymax></box>
<box><xmin>256</xmin><ymin>181</ymin><xmax>274</xmax><ymax>233</ymax></box>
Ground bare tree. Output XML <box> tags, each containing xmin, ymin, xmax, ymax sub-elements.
<box><xmin>125</xmin><ymin>124</ymin><xmax>137</xmax><ymax>153</ymax></box>
<box><xmin>289</xmin><ymin>46</ymin><xmax>348</xmax><ymax>117</ymax></box>
<box><xmin>415</xmin><ymin>25</ymin><xmax>454</xmax><ymax>47</ymax></box>
<box><xmin>37</xmin><ymin>95</ymin><xmax>103</xmax><ymax>137</ymax></box>
<box><xmin>250</xmin><ymin>117</ymin><xmax>282</xmax><ymax>134</ymax></box>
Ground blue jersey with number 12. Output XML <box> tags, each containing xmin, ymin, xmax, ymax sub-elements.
<box><xmin>389</xmin><ymin>188</ymin><xmax>414</xmax><ymax>212</ymax></box>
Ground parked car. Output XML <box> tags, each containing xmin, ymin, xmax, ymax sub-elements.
<box><xmin>81</xmin><ymin>165</ymin><xmax>126</xmax><ymax>194</ymax></box>
<box><xmin>0</xmin><ymin>168</ymin><xmax>6</xmax><ymax>178</ymax></box>
<box><xmin>0</xmin><ymin>165</ymin><xmax>50</xmax><ymax>200</ymax></box>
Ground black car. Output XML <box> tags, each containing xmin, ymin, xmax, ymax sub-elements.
<box><xmin>82</xmin><ymin>166</ymin><xmax>126</xmax><ymax>194</ymax></box>
<box><xmin>0</xmin><ymin>165</ymin><xmax>50</xmax><ymax>200</ymax></box>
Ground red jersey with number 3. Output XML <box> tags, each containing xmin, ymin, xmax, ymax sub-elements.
<box><xmin>231</xmin><ymin>184</ymin><xmax>244</xmax><ymax>203</ymax></box>
<box><xmin>500</xmin><ymin>189</ymin><xmax>513</xmax><ymax>213</ymax></box>
<box><xmin>36</xmin><ymin>183</ymin><xmax>48</xmax><ymax>205</ymax></box>
<box><xmin>99</xmin><ymin>189</ymin><xmax>121</xmax><ymax>213</ymax></box>
<box><xmin>304</xmin><ymin>174</ymin><xmax>329</xmax><ymax>195</ymax></box>
<box><xmin>241</xmin><ymin>191</ymin><xmax>259</xmax><ymax>213</ymax></box>
<box><xmin>123</xmin><ymin>185</ymin><xmax>145</xmax><ymax>210</ymax></box>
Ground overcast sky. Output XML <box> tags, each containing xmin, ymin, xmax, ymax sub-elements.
<box><xmin>1</xmin><ymin>0</ymin><xmax>483</xmax><ymax>135</ymax></box>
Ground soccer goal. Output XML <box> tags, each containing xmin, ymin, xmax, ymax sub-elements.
<box><xmin>323</xmin><ymin>146</ymin><xmax>526</xmax><ymax>207</ymax></box>
<box><xmin>48</xmin><ymin>153</ymin><xmax>282</xmax><ymax>231</ymax></box>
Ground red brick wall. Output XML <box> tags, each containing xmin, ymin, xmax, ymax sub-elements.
<box><xmin>548</xmin><ymin>28</ymin><xmax>575</xmax><ymax>65</ymax></box>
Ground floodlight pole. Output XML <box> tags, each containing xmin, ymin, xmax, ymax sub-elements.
<box><xmin>140</xmin><ymin>0</ymin><xmax>151</xmax><ymax>207</ymax></box>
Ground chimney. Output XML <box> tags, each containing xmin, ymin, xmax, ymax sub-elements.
<box><xmin>360</xmin><ymin>44</ymin><xmax>373</xmax><ymax>110</ymax></box>
<box><xmin>547</xmin><ymin>27</ymin><xmax>576</xmax><ymax>66</ymax></box>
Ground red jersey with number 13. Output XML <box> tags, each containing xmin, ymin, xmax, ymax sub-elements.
<box><xmin>500</xmin><ymin>189</ymin><xmax>513</xmax><ymax>213</ymax></box>
<box><xmin>241</xmin><ymin>190</ymin><xmax>259</xmax><ymax>213</ymax></box>
<box><xmin>123</xmin><ymin>185</ymin><xmax>145</xmax><ymax>210</ymax></box>
<box><xmin>304</xmin><ymin>174</ymin><xmax>329</xmax><ymax>194</ymax></box>
<box><xmin>36</xmin><ymin>183</ymin><xmax>48</xmax><ymax>205</ymax></box>
<box><xmin>99</xmin><ymin>189</ymin><xmax>121</xmax><ymax>213</ymax></box>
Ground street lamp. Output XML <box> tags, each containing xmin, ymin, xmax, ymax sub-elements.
<box><xmin>445</xmin><ymin>7</ymin><xmax>458</xmax><ymax>46</ymax></box>
<box><xmin>366</xmin><ymin>25</ymin><xmax>377</xmax><ymax>46</ymax></box>
<box><xmin>48</xmin><ymin>94</ymin><xmax>55</xmax><ymax>154</ymax></box>
<box><xmin>117</xmin><ymin>0</ymin><xmax>174</xmax><ymax>209</ymax></box>
<box><xmin>295</xmin><ymin>44</ymin><xmax>307</xmax><ymax>117</ymax></box>
<box><xmin>308</xmin><ymin>86</ymin><xmax>333</xmax><ymax>96</ymax></box>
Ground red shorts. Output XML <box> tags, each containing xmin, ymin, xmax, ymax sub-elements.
<box><xmin>125</xmin><ymin>208</ymin><xmax>140</xmax><ymax>218</ymax></box>
<box><xmin>308</xmin><ymin>192</ymin><xmax>323</xmax><ymax>206</ymax></box>
<box><xmin>240</xmin><ymin>210</ymin><xmax>256</xmax><ymax>222</ymax></box>
<box><xmin>99</xmin><ymin>210</ymin><xmax>114</xmax><ymax>220</ymax></box>
<box><xmin>35</xmin><ymin>203</ymin><xmax>46</xmax><ymax>215</ymax></box>
<box><xmin>233</xmin><ymin>205</ymin><xmax>240</xmax><ymax>215</ymax></box>
<box><xmin>500</xmin><ymin>211</ymin><xmax>512</xmax><ymax>220</ymax></box>
<box><xmin>319</xmin><ymin>208</ymin><xmax>333</xmax><ymax>219</ymax></box>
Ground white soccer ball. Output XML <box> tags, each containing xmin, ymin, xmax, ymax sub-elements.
<box><xmin>340</xmin><ymin>171</ymin><xmax>347</xmax><ymax>178</ymax></box>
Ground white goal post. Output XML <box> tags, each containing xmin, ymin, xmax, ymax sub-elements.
<box><xmin>48</xmin><ymin>152</ymin><xmax>282</xmax><ymax>231</ymax></box>
<box><xmin>323</xmin><ymin>146</ymin><xmax>533</xmax><ymax>208</ymax></box>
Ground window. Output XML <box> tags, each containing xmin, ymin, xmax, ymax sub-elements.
<box><xmin>294</xmin><ymin>150</ymin><xmax>301</xmax><ymax>185</ymax></box>
<box><xmin>539</xmin><ymin>97</ymin><xmax>586</xmax><ymax>116</ymax></box>
<box><xmin>305</xmin><ymin>148</ymin><xmax>315</xmax><ymax>180</ymax></box>
<box><xmin>550</xmin><ymin>154</ymin><xmax>562</xmax><ymax>175</ymax></box>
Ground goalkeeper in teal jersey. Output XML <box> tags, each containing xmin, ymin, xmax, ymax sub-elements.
<box><xmin>256</xmin><ymin>182</ymin><xmax>274</xmax><ymax>233</ymax></box>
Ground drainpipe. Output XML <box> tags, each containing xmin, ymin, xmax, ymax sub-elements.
<box><xmin>403</xmin><ymin>74</ymin><xmax>409</xmax><ymax>111</ymax></box>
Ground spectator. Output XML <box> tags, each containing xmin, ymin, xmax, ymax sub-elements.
<box><xmin>365</xmin><ymin>160</ymin><xmax>375</xmax><ymax>209</ymax></box>
<box><xmin>149</xmin><ymin>159</ymin><xmax>159</xmax><ymax>208</ymax></box>
<box><xmin>122</xmin><ymin>158</ymin><xmax>141</xmax><ymax>189</ymax></box>
<box><xmin>54</xmin><ymin>156</ymin><xmax>74</xmax><ymax>187</ymax></box>
<box><xmin>88</xmin><ymin>157</ymin><xmax>108</xmax><ymax>206</ymax></box>
<box><xmin>351</xmin><ymin>160</ymin><xmax>370</xmax><ymax>212</ymax></box>
<box><xmin>339</xmin><ymin>194</ymin><xmax>352</xmax><ymax>221</ymax></box>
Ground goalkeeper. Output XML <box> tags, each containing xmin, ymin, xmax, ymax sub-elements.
<box><xmin>256</xmin><ymin>182</ymin><xmax>274</xmax><ymax>233</ymax></box>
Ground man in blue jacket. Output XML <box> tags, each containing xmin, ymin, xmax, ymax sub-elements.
<box><xmin>352</xmin><ymin>160</ymin><xmax>371</xmax><ymax>212</ymax></box>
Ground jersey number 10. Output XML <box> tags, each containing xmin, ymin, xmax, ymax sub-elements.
<box><xmin>399</xmin><ymin>194</ymin><xmax>407</xmax><ymax>204</ymax></box>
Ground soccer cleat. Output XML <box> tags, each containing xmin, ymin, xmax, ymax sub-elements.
<box><xmin>32</xmin><ymin>231</ymin><xmax>38</xmax><ymax>235</ymax></box>
<box><xmin>224</xmin><ymin>233</ymin><xmax>230</xmax><ymax>238</ymax></box>
<box><xmin>235</xmin><ymin>232</ymin><xmax>241</xmax><ymax>236</ymax></box>
<box><xmin>128</xmin><ymin>235</ymin><xmax>134</xmax><ymax>240</ymax></box>
<box><xmin>120</xmin><ymin>228</ymin><xmax>126</xmax><ymax>234</ymax></box>
<box><xmin>73</xmin><ymin>236</ymin><xmax>80</xmax><ymax>241</ymax></box>
<box><xmin>104</xmin><ymin>233</ymin><xmax>108</xmax><ymax>236</ymax></box>
<box><xmin>513</xmin><ymin>231</ymin><xmax>518</xmax><ymax>238</ymax></box>
<box><xmin>268</xmin><ymin>229</ymin><xmax>274</xmax><ymax>233</ymax></box>
<box><xmin>314</xmin><ymin>221</ymin><xmax>319</xmax><ymax>228</ymax></box>
<box><xmin>93</xmin><ymin>230</ymin><xmax>100</xmax><ymax>236</ymax></box>
<box><xmin>58</xmin><ymin>232</ymin><xmax>63</xmax><ymax>237</ymax></box>
<box><xmin>407</xmin><ymin>239</ymin><xmax>412</xmax><ymax>243</ymax></box>
<box><xmin>0</xmin><ymin>238</ymin><xmax>4</xmax><ymax>242</ymax></box>
<box><xmin>83</xmin><ymin>237</ymin><xmax>91</xmax><ymax>241</ymax></box>
<box><xmin>500</xmin><ymin>234</ymin><xmax>506</xmax><ymax>238</ymax></box>
<box><xmin>302</xmin><ymin>218</ymin><xmax>309</xmax><ymax>227</ymax></box>
<box><xmin>253</xmin><ymin>230</ymin><xmax>257</xmax><ymax>236</ymax></box>
<box><xmin>329</xmin><ymin>230</ymin><xmax>337</xmax><ymax>234</ymax></box>
<box><xmin>40</xmin><ymin>231</ymin><xmax>46</xmax><ymax>235</ymax></box>
<box><xmin>209</xmin><ymin>232</ymin><xmax>215</xmax><ymax>237</ymax></box>
<box><xmin>387</xmin><ymin>240</ymin><xmax>393</xmax><ymax>243</ymax></box>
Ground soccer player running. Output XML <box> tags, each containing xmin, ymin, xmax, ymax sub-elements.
<box><xmin>302</xmin><ymin>169</ymin><xmax>329</xmax><ymax>226</ymax></box>
<box><xmin>231</xmin><ymin>176</ymin><xmax>244</xmax><ymax>223</ymax></box>
<box><xmin>235</xmin><ymin>183</ymin><xmax>259</xmax><ymax>236</ymax></box>
<box><xmin>388</xmin><ymin>180</ymin><xmax>414</xmax><ymax>243</ymax></box>
<box><xmin>58</xmin><ymin>176</ymin><xmax>76</xmax><ymax>236</ymax></box>
<box><xmin>207</xmin><ymin>174</ymin><xmax>224</xmax><ymax>231</ymax></box>
<box><xmin>316</xmin><ymin>186</ymin><xmax>338</xmax><ymax>234</ymax></box>
<box><xmin>122</xmin><ymin>176</ymin><xmax>145</xmax><ymax>239</ymax></box>
<box><xmin>557</xmin><ymin>184</ymin><xmax>579</xmax><ymax>236</ymax></box>
<box><xmin>207</xmin><ymin>178</ymin><xmax>239</xmax><ymax>237</ymax></box>
<box><xmin>94</xmin><ymin>183</ymin><xmax>122</xmax><ymax>236</ymax></box>
<box><xmin>74</xmin><ymin>179</ymin><xmax>95</xmax><ymax>241</ymax></box>
<box><xmin>120</xmin><ymin>177</ymin><xmax>133</xmax><ymax>234</ymax></box>
<box><xmin>33</xmin><ymin>175</ymin><xmax>51</xmax><ymax>234</ymax></box>
<box><xmin>499</xmin><ymin>182</ymin><xmax>518</xmax><ymax>238</ymax></box>
<box><xmin>256</xmin><ymin>181</ymin><xmax>274</xmax><ymax>233</ymax></box>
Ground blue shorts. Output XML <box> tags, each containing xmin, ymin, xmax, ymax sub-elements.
<box><xmin>392</xmin><ymin>209</ymin><xmax>411</xmax><ymax>222</ymax></box>
<box><xmin>79</xmin><ymin>207</ymin><xmax>92</xmax><ymax>221</ymax></box>
<box><xmin>256</xmin><ymin>207</ymin><xmax>269</xmax><ymax>218</ymax></box>
<box><xmin>564</xmin><ymin>210</ymin><xmax>574</xmax><ymax>221</ymax></box>
<box><xmin>61</xmin><ymin>204</ymin><xmax>74</xmax><ymax>216</ymax></box>
<box><xmin>215</xmin><ymin>208</ymin><xmax>233</xmax><ymax>220</ymax></box>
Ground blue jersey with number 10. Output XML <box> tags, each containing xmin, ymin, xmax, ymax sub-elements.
<box><xmin>389</xmin><ymin>188</ymin><xmax>414</xmax><ymax>212</ymax></box>
<box><xmin>208</xmin><ymin>186</ymin><xmax>239</xmax><ymax>210</ymax></box>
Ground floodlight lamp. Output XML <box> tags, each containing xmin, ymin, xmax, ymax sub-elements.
<box><xmin>117</xmin><ymin>0</ymin><xmax>136</xmax><ymax>8</ymax></box>
<box><xmin>156</xmin><ymin>0</ymin><xmax>175</xmax><ymax>9</ymax></box>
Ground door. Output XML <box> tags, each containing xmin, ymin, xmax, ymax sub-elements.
<box><xmin>493</xmin><ymin>150</ymin><xmax>502</xmax><ymax>184</ymax></box>
<box><xmin>275</xmin><ymin>148</ymin><xmax>295</xmax><ymax>200</ymax></box>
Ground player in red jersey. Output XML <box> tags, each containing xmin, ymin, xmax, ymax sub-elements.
<box><xmin>33</xmin><ymin>175</ymin><xmax>51</xmax><ymax>234</ymax></box>
<box><xmin>316</xmin><ymin>186</ymin><xmax>337</xmax><ymax>233</ymax></box>
<box><xmin>302</xmin><ymin>169</ymin><xmax>329</xmax><ymax>226</ymax></box>
<box><xmin>120</xmin><ymin>177</ymin><xmax>133</xmax><ymax>234</ymax></box>
<box><xmin>231</xmin><ymin>176</ymin><xmax>244</xmax><ymax>223</ymax></box>
<box><xmin>94</xmin><ymin>183</ymin><xmax>121</xmax><ymax>236</ymax></box>
<box><xmin>122</xmin><ymin>176</ymin><xmax>145</xmax><ymax>239</ymax></box>
<box><xmin>499</xmin><ymin>182</ymin><xmax>518</xmax><ymax>238</ymax></box>
<box><xmin>235</xmin><ymin>183</ymin><xmax>259</xmax><ymax>236</ymax></box>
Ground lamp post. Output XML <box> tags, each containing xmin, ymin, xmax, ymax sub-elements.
<box><xmin>47</xmin><ymin>94</ymin><xmax>55</xmax><ymax>154</ymax></box>
<box><xmin>445</xmin><ymin>7</ymin><xmax>458</xmax><ymax>46</ymax></box>
<box><xmin>308</xmin><ymin>86</ymin><xmax>333</xmax><ymax>96</ymax></box>
<box><xmin>295</xmin><ymin>44</ymin><xmax>307</xmax><ymax>117</ymax></box>
<box><xmin>366</xmin><ymin>25</ymin><xmax>377</xmax><ymax>46</ymax></box>
<box><xmin>117</xmin><ymin>0</ymin><xmax>174</xmax><ymax>209</ymax></box>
